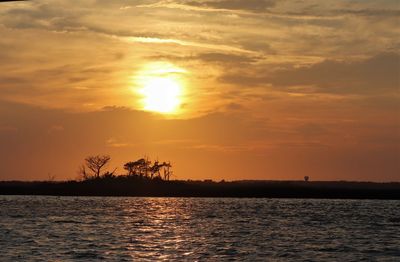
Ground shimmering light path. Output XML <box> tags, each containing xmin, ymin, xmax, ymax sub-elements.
<box><xmin>0</xmin><ymin>196</ymin><xmax>399</xmax><ymax>261</ymax></box>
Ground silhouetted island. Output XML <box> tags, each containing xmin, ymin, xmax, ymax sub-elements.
<box><xmin>1</xmin><ymin>155</ymin><xmax>399</xmax><ymax>199</ymax></box>
<box><xmin>1</xmin><ymin>178</ymin><xmax>399</xmax><ymax>199</ymax></box>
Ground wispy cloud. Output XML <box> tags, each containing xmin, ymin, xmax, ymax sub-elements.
<box><xmin>219</xmin><ymin>52</ymin><xmax>400</xmax><ymax>95</ymax></box>
<box><xmin>123</xmin><ymin>36</ymin><xmax>254</xmax><ymax>54</ymax></box>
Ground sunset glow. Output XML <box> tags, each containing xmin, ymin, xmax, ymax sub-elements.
<box><xmin>0</xmin><ymin>0</ymin><xmax>398</xmax><ymax>182</ymax></box>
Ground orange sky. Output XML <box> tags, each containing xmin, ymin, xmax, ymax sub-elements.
<box><xmin>0</xmin><ymin>0</ymin><xmax>399</xmax><ymax>181</ymax></box>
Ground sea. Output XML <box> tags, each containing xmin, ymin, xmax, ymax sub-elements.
<box><xmin>0</xmin><ymin>196</ymin><xmax>399</xmax><ymax>261</ymax></box>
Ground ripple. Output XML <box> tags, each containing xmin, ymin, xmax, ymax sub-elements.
<box><xmin>0</xmin><ymin>196</ymin><xmax>399</xmax><ymax>261</ymax></box>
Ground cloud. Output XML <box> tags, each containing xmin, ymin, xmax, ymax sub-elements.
<box><xmin>48</xmin><ymin>124</ymin><xmax>64</xmax><ymax>134</ymax></box>
<box><xmin>297</xmin><ymin>122</ymin><xmax>328</xmax><ymax>138</ymax></box>
<box><xmin>183</xmin><ymin>0</ymin><xmax>276</xmax><ymax>12</ymax></box>
<box><xmin>270</xmin><ymin>52</ymin><xmax>400</xmax><ymax>93</ymax></box>
<box><xmin>220</xmin><ymin>52</ymin><xmax>400</xmax><ymax>94</ymax></box>
<box><xmin>274</xmin><ymin>8</ymin><xmax>400</xmax><ymax>20</ymax></box>
<box><xmin>146</xmin><ymin>52</ymin><xmax>258</xmax><ymax>64</ymax></box>
<box><xmin>196</xmin><ymin>52</ymin><xmax>257</xmax><ymax>64</ymax></box>
<box><xmin>224</xmin><ymin>102</ymin><xmax>244</xmax><ymax>111</ymax></box>
<box><xmin>106</xmin><ymin>137</ymin><xmax>131</xmax><ymax>148</ymax></box>
<box><xmin>333</xmin><ymin>9</ymin><xmax>400</xmax><ymax>18</ymax></box>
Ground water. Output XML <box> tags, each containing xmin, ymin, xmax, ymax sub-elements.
<box><xmin>0</xmin><ymin>196</ymin><xmax>399</xmax><ymax>261</ymax></box>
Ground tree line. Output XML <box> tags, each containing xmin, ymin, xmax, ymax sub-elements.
<box><xmin>78</xmin><ymin>155</ymin><xmax>173</xmax><ymax>181</ymax></box>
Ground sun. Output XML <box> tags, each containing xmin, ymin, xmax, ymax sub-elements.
<box><xmin>135</xmin><ymin>62</ymin><xmax>186</xmax><ymax>114</ymax></box>
<box><xmin>140</xmin><ymin>77</ymin><xmax>182</xmax><ymax>113</ymax></box>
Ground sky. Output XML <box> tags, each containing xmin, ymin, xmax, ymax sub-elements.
<box><xmin>0</xmin><ymin>0</ymin><xmax>399</xmax><ymax>181</ymax></box>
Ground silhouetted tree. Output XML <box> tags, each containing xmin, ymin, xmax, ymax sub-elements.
<box><xmin>124</xmin><ymin>161</ymin><xmax>136</xmax><ymax>176</ymax></box>
<box><xmin>124</xmin><ymin>157</ymin><xmax>154</xmax><ymax>178</ymax></box>
<box><xmin>162</xmin><ymin>162</ymin><xmax>172</xmax><ymax>181</ymax></box>
<box><xmin>103</xmin><ymin>168</ymin><xmax>117</xmax><ymax>179</ymax></box>
<box><xmin>124</xmin><ymin>158</ymin><xmax>146</xmax><ymax>177</ymax></box>
<box><xmin>84</xmin><ymin>155</ymin><xmax>111</xmax><ymax>178</ymax></box>
<box><xmin>136</xmin><ymin>158</ymin><xmax>148</xmax><ymax>177</ymax></box>
<box><xmin>149</xmin><ymin>161</ymin><xmax>159</xmax><ymax>179</ymax></box>
<box><xmin>143</xmin><ymin>157</ymin><xmax>152</xmax><ymax>178</ymax></box>
<box><xmin>149</xmin><ymin>161</ymin><xmax>172</xmax><ymax>180</ymax></box>
<box><xmin>124</xmin><ymin>157</ymin><xmax>172</xmax><ymax>180</ymax></box>
<box><xmin>78</xmin><ymin>164</ymin><xmax>91</xmax><ymax>180</ymax></box>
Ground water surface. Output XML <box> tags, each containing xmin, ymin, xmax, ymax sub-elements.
<box><xmin>0</xmin><ymin>196</ymin><xmax>399</xmax><ymax>261</ymax></box>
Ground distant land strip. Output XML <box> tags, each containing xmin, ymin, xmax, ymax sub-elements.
<box><xmin>1</xmin><ymin>179</ymin><xmax>399</xmax><ymax>200</ymax></box>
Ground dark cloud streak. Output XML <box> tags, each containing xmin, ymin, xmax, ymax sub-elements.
<box><xmin>183</xmin><ymin>0</ymin><xmax>276</xmax><ymax>12</ymax></box>
<box><xmin>220</xmin><ymin>52</ymin><xmax>400</xmax><ymax>94</ymax></box>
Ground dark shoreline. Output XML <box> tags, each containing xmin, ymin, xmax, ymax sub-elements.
<box><xmin>1</xmin><ymin>179</ymin><xmax>399</xmax><ymax>199</ymax></box>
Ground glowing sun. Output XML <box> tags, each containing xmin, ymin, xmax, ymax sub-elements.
<box><xmin>135</xmin><ymin>62</ymin><xmax>186</xmax><ymax>114</ymax></box>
